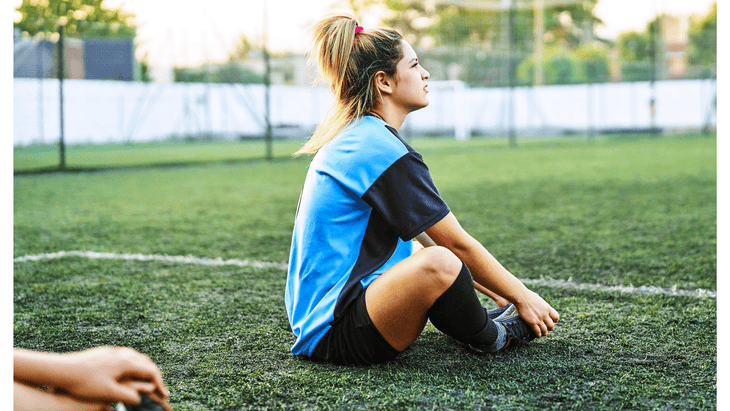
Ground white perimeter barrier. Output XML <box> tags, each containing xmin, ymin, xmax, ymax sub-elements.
<box><xmin>14</xmin><ymin>78</ymin><xmax>716</xmax><ymax>146</ymax></box>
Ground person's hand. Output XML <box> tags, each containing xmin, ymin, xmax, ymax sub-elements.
<box><xmin>514</xmin><ymin>290</ymin><xmax>559</xmax><ymax>338</ymax></box>
<box><xmin>60</xmin><ymin>346</ymin><xmax>169</xmax><ymax>405</ymax></box>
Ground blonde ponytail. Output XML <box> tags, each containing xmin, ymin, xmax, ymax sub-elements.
<box><xmin>295</xmin><ymin>13</ymin><xmax>403</xmax><ymax>156</ymax></box>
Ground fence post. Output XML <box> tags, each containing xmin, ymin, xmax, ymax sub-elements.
<box><xmin>507</xmin><ymin>1</ymin><xmax>517</xmax><ymax>148</ymax></box>
<box><xmin>263</xmin><ymin>1</ymin><xmax>273</xmax><ymax>161</ymax></box>
<box><xmin>58</xmin><ymin>24</ymin><xmax>66</xmax><ymax>169</ymax></box>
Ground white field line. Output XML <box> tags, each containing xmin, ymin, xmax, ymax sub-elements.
<box><xmin>13</xmin><ymin>250</ymin><xmax>288</xmax><ymax>270</ymax></box>
<box><xmin>14</xmin><ymin>251</ymin><xmax>716</xmax><ymax>299</ymax></box>
<box><xmin>520</xmin><ymin>277</ymin><xmax>716</xmax><ymax>299</ymax></box>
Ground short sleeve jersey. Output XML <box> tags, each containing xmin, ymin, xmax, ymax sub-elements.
<box><xmin>285</xmin><ymin>115</ymin><xmax>451</xmax><ymax>356</ymax></box>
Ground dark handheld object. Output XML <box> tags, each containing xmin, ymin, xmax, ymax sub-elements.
<box><xmin>119</xmin><ymin>392</ymin><xmax>173</xmax><ymax>411</ymax></box>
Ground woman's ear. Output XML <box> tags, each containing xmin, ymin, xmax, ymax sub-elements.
<box><xmin>373</xmin><ymin>71</ymin><xmax>394</xmax><ymax>96</ymax></box>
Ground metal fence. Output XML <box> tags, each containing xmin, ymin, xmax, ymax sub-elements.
<box><xmin>13</xmin><ymin>2</ymin><xmax>717</xmax><ymax>159</ymax></box>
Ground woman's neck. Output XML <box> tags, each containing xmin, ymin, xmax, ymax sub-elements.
<box><xmin>370</xmin><ymin>103</ymin><xmax>407</xmax><ymax>131</ymax></box>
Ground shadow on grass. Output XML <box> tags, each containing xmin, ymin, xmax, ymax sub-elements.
<box><xmin>13</xmin><ymin>155</ymin><xmax>309</xmax><ymax>176</ymax></box>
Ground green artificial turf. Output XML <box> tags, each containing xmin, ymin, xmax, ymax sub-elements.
<box><xmin>13</xmin><ymin>139</ymin><xmax>306</xmax><ymax>172</ymax></box>
<box><xmin>14</xmin><ymin>133</ymin><xmax>716</xmax><ymax>410</ymax></box>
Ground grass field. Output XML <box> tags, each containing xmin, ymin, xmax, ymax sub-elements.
<box><xmin>14</xmin><ymin>134</ymin><xmax>717</xmax><ymax>410</ymax></box>
<box><xmin>13</xmin><ymin>139</ymin><xmax>307</xmax><ymax>172</ymax></box>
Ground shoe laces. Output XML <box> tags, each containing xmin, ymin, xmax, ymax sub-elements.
<box><xmin>495</xmin><ymin>306</ymin><xmax>536</xmax><ymax>343</ymax></box>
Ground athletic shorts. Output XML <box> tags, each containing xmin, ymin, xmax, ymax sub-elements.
<box><xmin>309</xmin><ymin>289</ymin><xmax>402</xmax><ymax>365</ymax></box>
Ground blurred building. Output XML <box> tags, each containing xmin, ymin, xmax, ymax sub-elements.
<box><xmin>83</xmin><ymin>38</ymin><xmax>137</xmax><ymax>81</ymax></box>
<box><xmin>13</xmin><ymin>35</ymin><xmax>137</xmax><ymax>81</ymax></box>
<box><xmin>238</xmin><ymin>50</ymin><xmax>318</xmax><ymax>86</ymax></box>
<box><xmin>14</xmin><ymin>37</ymin><xmax>85</xmax><ymax>79</ymax></box>
<box><xmin>660</xmin><ymin>15</ymin><xmax>689</xmax><ymax>80</ymax></box>
<box><xmin>14</xmin><ymin>38</ymin><xmax>55</xmax><ymax>78</ymax></box>
<box><xmin>173</xmin><ymin>51</ymin><xmax>320</xmax><ymax>87</ymax></box>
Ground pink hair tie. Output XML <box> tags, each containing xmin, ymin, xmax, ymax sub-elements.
<box><xmin>355</xmin><ymin>26</ymin><xmax>364</xmax><ymax>34</ymax></box>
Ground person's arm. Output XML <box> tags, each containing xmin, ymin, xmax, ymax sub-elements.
<box><xmin>414</xmin><ymin>232</ymin><xmax>437</xmax><ymax>247</ymax></box>
<box><xmin>424</xmin><ymin>212</ymin><xmax>560</xmax><ymax>337</ymax></box>
<box><xmin>415</xmin><ymin>231</ymin><xmax>509</xmax><ymax>305</ymax></box>
<box><xmin>14</xmin><ymin>381</ymin><xmax>109</xmax><ymax>411</ymax></box>
<box><xmin>14</xmin><ymin>346</ymin><xmax>169</xmax><ymax>406</ymax></box>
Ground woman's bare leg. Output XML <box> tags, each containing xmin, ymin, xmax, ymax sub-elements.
<box><xmin>474</xmin><ymin>282</ymin><xmax>511</xmax><ymax>307</ymax></box>
<box><xmin>414</xmin><ymin>232</ymin><xmax>510</xmax><ymax>307</ymax></box>
<box><xmin>364</xmin><ymin>246</ymin><xmax>464</xmax><ymax>351</ymax></box>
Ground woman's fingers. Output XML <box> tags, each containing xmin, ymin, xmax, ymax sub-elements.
<box><xmin>551</xmin><ymin>308</ymin><xmax>560</xmax><ymax>323</ymax></box>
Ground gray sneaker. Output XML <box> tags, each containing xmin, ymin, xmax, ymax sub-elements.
<box><xmin>445</xmin><ymin>304</ymin><xmax>514</xmax><ymax>351</ymax></box>
<box><xmin>486</xmin><ymin>303</ymin><xmax>513</xmax><ymax>320</ymax></box>
<box><xmin>466</xmin><ymin>305</ymin><xmax>535</xmax><ymax>354</ymax></box>
<box><xmin>492</xmin><ymin>305</ymin><xmax>536</xmax><ymax>347</ymax></box>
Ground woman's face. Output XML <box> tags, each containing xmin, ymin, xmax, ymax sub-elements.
<box><xmin>390</xmin><ymin>40</ymin><xmax>430</xmax><ymax>113</ymax></box>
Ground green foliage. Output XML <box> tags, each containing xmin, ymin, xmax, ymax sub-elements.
<box><xmin>380</xmin><ymin>0</ymin><xmax>433</xmax><ymax>48</ymax></box>
<box><xmin>517</xmin><ymin>43</ymin><xmax>610</xmax><ymax>85</ymax></box>
<box><xmin>430</xmin><ymin>6</ymin><xmax>500</xmax><ymax>47</ymax></box>
<box><xmin>516</xmin><ymin>44</ymin><xmax>576</xmax><ymax>85</ymax></box>
<box><xmin>138</xmin><ymin>53</ymin><xmax>152</xmax><ymax>83</ymax></box>
<box><xmin>14</xmin><ymin>0</ymin><xmax>136</xmax><ymax>39</ymax></box>
<box><xmin>13</xmin><ymin>134</ymin><xmax>716</xmax><ymax>409</ymax></box>
<box><xmin>383</xmin><ymin>0</ymin><xmax>603</xmax><ymax>52</ymax></box>
<box><xmin>687</xmin><ymin>2</ymin><xmax>716</xmax><ymax>68</ymax></box>
<box><xmin>386</xmin><ymin>0</ymin><xmax>607</xmax><ymax>86</ymax></box>
<box><xmin>620</xmin><ymin>61</ymin><xmax>654</xmax><ymax>82</ymax></box>
<box><xmin>542</xmin><ymin>1</ymin><xmax>604</xmax><ymax>48</ymax></box>
<box><xmin>616</xmin><ymin>3</ymin><xmax>717</xmax><ymax>81</ymax></box>
<box><xmin>173</xmin><ymin>64</ymin><xmax>265</xmax><ymax>85</ymax></box>
<box><xmin>574</xmin><ymin>43</ymin><xmax>610</xmax><ymax>82</ymax></box>
<box><xmin>464</xmin><ymin>52</ymin><xmax>523</xmax><ymax>87</ymax></box>
<box><xmin>617</xmin><ymin>31</ymin><xmax>653</xmax><ymax>62</ymax></box>
<box><xmin>227</xmin><ymin>35</ymin><xmax>253</xmax><ymax>62</ymax></box>
<box><xmin>212</xmin><ymin>63</ymin><xmax>265</xmax><ymax>84</ymax></box>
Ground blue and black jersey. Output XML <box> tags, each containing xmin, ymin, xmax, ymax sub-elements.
<box><xmin>285</xmin><ymin>115</ymin><xmax>450</xmax><ymax>356</ymax></box>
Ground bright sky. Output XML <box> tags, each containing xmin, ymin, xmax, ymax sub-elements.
<box><xmin>13</xmin><ymin>0</ymin><xmax>717</xmax><ymax>68</ymax></box>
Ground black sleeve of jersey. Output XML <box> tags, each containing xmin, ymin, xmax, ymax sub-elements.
<box><xmin>361</xmin><ymin>151</ymin><xmax>451</xmax><ymax>241</ymax></box>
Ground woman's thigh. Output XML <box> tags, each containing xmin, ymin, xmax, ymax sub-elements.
<box><xmin>364</xmin><ymin>246</ymin><xmax>462</xmax><ymax>351</ymax></box>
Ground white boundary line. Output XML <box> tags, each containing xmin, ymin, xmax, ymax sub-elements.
<box><xmin>13</xmin><ymin>250</ymin><xmax>288</xmax><ymax>270</ymax></box>
<box><xmin>520</xmin><ymin>277</ymin><xmax>716</xmax><ymax>299</ymax></box>
<box><xmin>14</xmin><ymin>250</ymin><xmax>716</xmax><ymax>299</ymax></box>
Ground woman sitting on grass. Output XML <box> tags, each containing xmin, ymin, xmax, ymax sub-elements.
<box><xmin>285</xmin><ymin>13</ymin><xmax>559</xmax><ymax>365</ymax></box>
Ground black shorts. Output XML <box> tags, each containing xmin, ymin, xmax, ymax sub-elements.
<box><xmin>309</xmin><ymin>289</ymin><xmax>401</xmax><ymax>365</ymax></box>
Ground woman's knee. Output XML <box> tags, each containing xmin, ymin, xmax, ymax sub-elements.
<box><xmin>416</xmin><ymin>246</ymin><xmax>462</xmax><ymax>287</ymax></box>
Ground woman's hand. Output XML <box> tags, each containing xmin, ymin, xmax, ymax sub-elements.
<box><xmin>60</xmin><ymin>346</ymin><xmax>169</xmax><ymax>405</ymax></box>
<box><xmin>15</xmin><ymin>346</ymin><xmax>169</xmax><ymax>407</ymax></box>
<box><xmin>513</xmin><ymin>290</ymin><xmax>560</xmax><ymax>338</ymax></box>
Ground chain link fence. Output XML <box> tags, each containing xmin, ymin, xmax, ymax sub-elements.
<box><xmin>13</xmin><ymin>2</ymin><xmax>716</xmax><ymax>167</ymax></box>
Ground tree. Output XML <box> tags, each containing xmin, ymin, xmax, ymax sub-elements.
<box><xmin>139</xmin><ymin>52</ymin><xmax>152</xmax><ymax>82</ymax></box>
<box><xmin>431</xmin><ymin>6</ymin><xmax>501</xmax><ymax>47</ymax></box>
<box><xmin>617</xmin><ymin>31</ymin><xmax>652</xmax><ymax>62</ymax></box>
<box><xmin>173</xmin><ymin>65</ymin><xmax>265</xmax><ymax>85</ymax></box>
<box><xmin>377</xmin><ymin>0</ymin><xmax>607</xmax><ymax>86</ymax></box>
<box><xmin>15</xmin><ymin>0</ymin><xmax>136</xmax><ymax>39</ymax></box>
<box><xmin>380</xmin><ymin>0</ymin><xmax>437</xmax><ymax>48</ymax></box>
<box><xmin>380</xmin><ymin>0</ymin><xmax>603</xmax><ymax>51</ymax></box>
<box><xmin>575</xmin><ymin>43</ymin><xmax>610</xmax><ymax>83</ymax></box>
<box><xmin>228</xmin><ymin>35</ymin><xmax>254</xmax><ymax>62</ymax></box>
<box><xmin>687</xmin><ymin>2</ymin><xmax>716</xmax><ymax>67</ymax></box>
<box><xmin>516</xmin><ymin>44</ymin><xmax>579</xmax><ymax>85</ymax></box>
